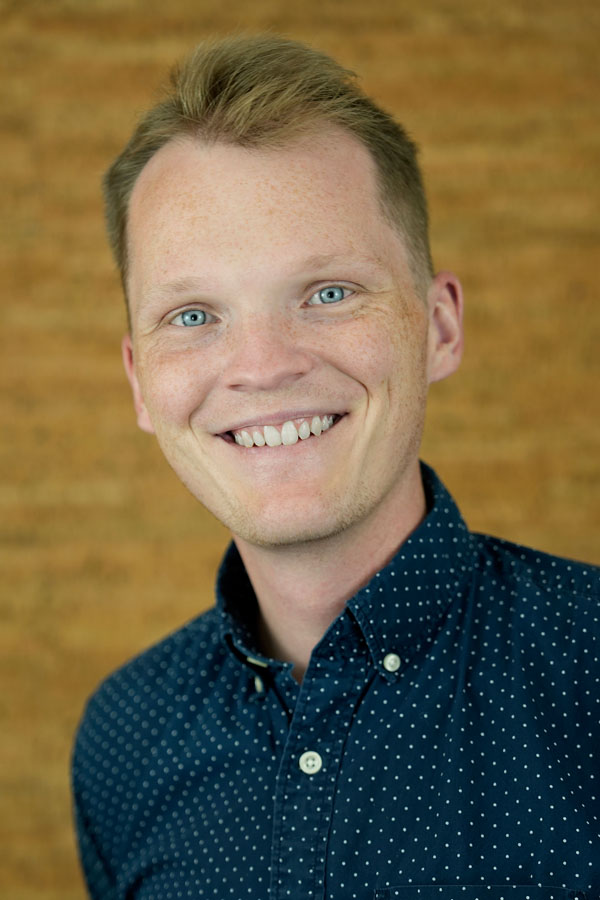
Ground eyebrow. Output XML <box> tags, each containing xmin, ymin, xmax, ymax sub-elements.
<box><xmin>296</xmin><ymin>252</ymin><xmax>387</xmax><ymax>275</ymax></box>
<box><xmin>144</xmin><ymin>277</ymin><xmax>215</xmax><ymax>304</ymax></box>
<box><xmin>144</xmin><ymin>253</ymin><xmax>388</xmax><ymax>303</ymax></box>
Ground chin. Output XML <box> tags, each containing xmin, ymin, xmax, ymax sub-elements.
<box><xmin>229</xmin><ymin>519</ymin><xmax>339</xmax><ymax>549</ymax></box>
<box><xmin>209</xmin><ymin>489</ymin><xmax>380</xmax><ymax>549</ymax></box>
<box><xmin>220</xmin><ymin>508</ymin><xmax>341</xmax><ymax>549</ymax></box>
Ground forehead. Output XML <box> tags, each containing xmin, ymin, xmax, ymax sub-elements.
<box><xmin>127</xmin><ymin>128</ymin><xmax>410</xmax><ymax>298</ymax></box>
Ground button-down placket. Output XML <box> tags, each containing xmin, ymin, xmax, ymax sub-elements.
<box><xmin>268</xmin><ymin>614</ymin><xmax>372</xmax><ymax>899</ymax></box>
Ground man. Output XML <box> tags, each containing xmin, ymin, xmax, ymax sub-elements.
<box><xmin>72</xmin><ymin>35</ymin><xmax>599</xmax><ymax>900</ymax></box>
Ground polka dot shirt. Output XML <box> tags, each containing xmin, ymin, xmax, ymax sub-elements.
<box><xmin>72</xmin><ymin>464</ymin><xmax>600</xmax><ymax>899</ymax></box>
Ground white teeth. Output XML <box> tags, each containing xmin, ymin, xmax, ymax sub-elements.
<box><xmin>298</xmin><ymin>420</ymin><xmax>311</xmax><ymax>440</ymax></box>
<box><xmin>231</xmin><ymin>414</ymin><xmax>338</xmax><ymax>448</ymax></box>
<box><xmin>281</xmin><ymin>421</ymin><xmax>299</xmax><ymax>445</ymax></box>
<box><xmin>264</xmin><ymin>424</ymin><xmax>282</xmax><ymax>447</ymax></box>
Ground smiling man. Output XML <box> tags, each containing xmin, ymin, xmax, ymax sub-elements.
<box><xmin>72</xmin><ymin>35</ymin><xmax>600</xmax><ymax>900</ymax></box>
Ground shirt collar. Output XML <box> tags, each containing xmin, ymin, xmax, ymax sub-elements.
<box><xmin>216</xmin><ymin>541</ymin><xmax>264</xmax><ymax>666</ymax></box>
<box><xmin>216</xmin><ymin>462</ymin><xmax>476</xmax><ymax>675</ymax></box>
<box><xmin>347</xmin><ymin>462</ymin><xmax>476</xmax><ymax>680</ymax></box>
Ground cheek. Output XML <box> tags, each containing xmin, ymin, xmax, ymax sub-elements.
<box><xmin>137</xmin><ymin>347</ymin><xmax>211</xmax><ymax>426</ymax></box>
<box><xmin>342</xmin><ymin>301</ymin><xmax>429</xmax><ymax>388</ymax></box>
<box><xmin>390</xmin><ymin>301</ymin><xmax>430</xmax><ymax>382</ymax></box>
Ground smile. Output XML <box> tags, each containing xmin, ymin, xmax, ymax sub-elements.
<box><xmin>226</xmin><ymin>414</ymin><xmax>340</xmax><ymax>448</ymax></box>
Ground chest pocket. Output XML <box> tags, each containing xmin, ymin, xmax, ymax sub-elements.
<box><xmin>374</xmin><ymin>887</ymin><xmax>590</xmax><ymax>900</ymax></box>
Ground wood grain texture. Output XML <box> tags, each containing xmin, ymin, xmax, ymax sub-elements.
<box><xmin>2</xmin><ymin>0</ymin><xmax>598</xmax><ymax>895</ymax></box>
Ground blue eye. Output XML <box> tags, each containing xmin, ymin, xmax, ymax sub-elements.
<box><xmin>308</xmin><ymin>286</ymin><xmax>349</xmax><ymax>305</ymax></box>
<box><xmin>173</xmin><ymin>309</ymin><xmax>207</xmax><ymax>327</ymax></box>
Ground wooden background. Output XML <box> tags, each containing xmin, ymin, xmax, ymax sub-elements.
<box><xmin>2</xmin><ymin>0</ymin><xmax>598</xmax><ymax>896</ymax></box>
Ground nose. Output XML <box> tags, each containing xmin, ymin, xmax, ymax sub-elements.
<box><xmin>224</xmin><ymin>313</ymin><xmax>313</xmax><ymax>392</ymax></box>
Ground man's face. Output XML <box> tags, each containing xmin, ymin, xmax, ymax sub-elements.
<box><xmin>124</xmin><ymin>129</ymin><xmax>461</xmax><ymax>547</ymax></box>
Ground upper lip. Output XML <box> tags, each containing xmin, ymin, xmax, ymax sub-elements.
<box><xmin>215</xmin><ymin>410</ymin><xmax>345</xmax><ymax>435</ymax></box>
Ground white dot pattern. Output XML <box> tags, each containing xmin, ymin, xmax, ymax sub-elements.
<box><xmin>72</xmin><ymin>464</ymin><xmax>600</xmax><ymax>899</ymax></box>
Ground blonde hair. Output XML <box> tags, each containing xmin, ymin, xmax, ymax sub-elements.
<box><xmin>104</xmin><ymin>34</ymin><xmax>434</xmax><ymax>295</ymax></box>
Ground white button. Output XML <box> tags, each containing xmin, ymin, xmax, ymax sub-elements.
<box><xmin>246</xmin><ymin>655</ymin><xmax>268</xmax><ymax>668</ymax></box>
<box><xmin>383</xmin><ymin>652</ymin><xmax>402</xmax><ymax>673</ymax></box>
<box><xmin>298</xmin><ymin>750</ymin><xmax>323</xmax><ymax>775</ymax></box>
<box><xmin>254</xmin><ymin>675</ymin><xmax>264</xmax><ymax>693</ymax></box>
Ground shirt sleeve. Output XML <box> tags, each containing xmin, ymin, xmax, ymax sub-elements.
<box><xmin>72</xmin><ymin>783</ymin><xmax>118</xmax><ymax>900</ymax></box>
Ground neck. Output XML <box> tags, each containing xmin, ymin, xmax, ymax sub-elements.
<box><xmin>234</xmin><ymin>466</ymin><xmax>427</xmax><ymax>681</ymax></box>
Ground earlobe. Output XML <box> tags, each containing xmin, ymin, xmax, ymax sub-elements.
<box><xmin>426</xmin><ymin>271</ymin><xmax>464</xmax><ymax>384</ymax></box>
<box><xmin>121</xmin><ymin>334</ymin><xmax>155</xmax><ymax>434</ymax></box>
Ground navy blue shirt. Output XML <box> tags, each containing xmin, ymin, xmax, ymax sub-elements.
<box><xmin>72</xmin><ymin>465</ymin><xmax>600</xmax><ymax>899</ymax></box>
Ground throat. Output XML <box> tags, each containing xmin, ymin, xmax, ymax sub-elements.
<box><xmin>233</xmin><ymin>530</ymin><xmax>378</xmax><ymax>679</ymax></box>
<box><xmin>252</xmin><ymin>562</ymin><xmax>350</xmax><ymax>682</ymax></box>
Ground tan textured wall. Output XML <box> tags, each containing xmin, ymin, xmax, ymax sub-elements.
<box><xmin>2</xmin><ymin>0</ymin><xmax>598</xmax><ymax>895</ymax></box>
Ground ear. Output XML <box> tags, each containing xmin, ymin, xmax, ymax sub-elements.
<box><xmin>121</xmin><ymin>334</ymin><xmax>155</xmax><ymax>434</ymax></box>
<box><xmin>426</xmin><ymin>271</ymin><xmax>464</xmax><ymax>384</ymax></box>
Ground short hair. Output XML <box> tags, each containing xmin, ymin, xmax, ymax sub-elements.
<box><xmin>103</xmin><ymin>34</ymin><xmax>434</xmax><ymax>299</ymax></box>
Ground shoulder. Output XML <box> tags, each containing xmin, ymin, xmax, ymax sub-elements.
<box><xmin>470</xmin><ymin>532</ymin><xmax>600</xmax><ymax>635</ymax></box>
<box><xmin>473</xmin><ymin>533</ymin><xmax>599</xmax><ymax>597</ymax></box>
<box><xmin>72</xmin><ymin>606</ymin><xmax>225</xmax><ymax>765</ymax></box>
